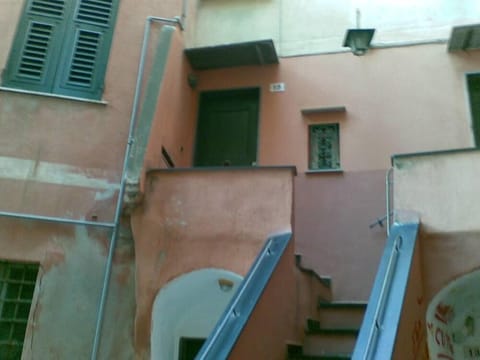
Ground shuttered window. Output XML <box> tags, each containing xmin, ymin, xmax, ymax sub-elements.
<box><xmin>2</xmin><ymin>0</ymin><xmax>119</xmax><ymax>100</ymax></box>
<box><xmin>309</xmin><ymin>123</ymin><xmax>340</xmax><ymax>170</ymax></box>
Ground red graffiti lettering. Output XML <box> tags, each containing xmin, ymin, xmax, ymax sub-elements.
<box><xmin>412</xmin><ymin>320</ymin><xmax>430</xmax><ymax>360</ymax></box>
<box><xmin>432</xmin><ymin>326</ymin><xmax>454</xmax><ymax>356</ymax></box>
<box><xmin>427</xmin><ymin>322</ymin><xmax>434</xmax><ymax>335</ymax></box>
<box><xmin>434</xmin><ymin>303</ymin><xmax>453</xmax><ymax>325</ymax></box>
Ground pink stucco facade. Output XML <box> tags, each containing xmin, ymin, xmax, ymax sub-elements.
<box><xmin>1</xmin><ymin>0</ymin><xmax>480</xmax><ymax>358</ymax></box>
<box><xmin>130</xmin><ymin>167</ymin><xmax>294</xmax><ymax>356</ymax></box>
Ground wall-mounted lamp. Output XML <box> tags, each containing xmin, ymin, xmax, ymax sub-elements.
<box><xmin>218</xmin><ymin>278</ymin><xmax>234</xmax><ymax>292</ymax></box>
<box><xmin>187</xmin><ymin>73</ymin><xmax>197</xmax><ymax>88</ymax></box>
<box><xmin>343</xmin><ymin>29</ymin><xmax>375</xmax><ymax>56</ymax></box>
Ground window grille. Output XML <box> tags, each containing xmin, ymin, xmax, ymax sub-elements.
<box><xmin>0</xmin><ymin>261</ymin><xmax>39</xmax><ymax>360</ymax></box>
<box><xmin>309</xmin><ymin>123</ymin><xmax>340</xmax><ymax>170</ymax></box>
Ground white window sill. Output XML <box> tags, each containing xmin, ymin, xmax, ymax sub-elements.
<box><xmin>0</xmin><ymin>87</ymin><xmax>108</xmax><ymax>105</ymax></box>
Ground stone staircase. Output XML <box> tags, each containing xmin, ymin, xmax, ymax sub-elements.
<box><xmin>290</xmin><ymin>256</ymin><xmax>367</xmax><ymax>360</ymax></box>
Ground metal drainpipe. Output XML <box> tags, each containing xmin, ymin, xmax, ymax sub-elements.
<box><xmin>90</xmin><ymin>15</ymin><xmax>183</xmax><ymax>360</ymax></box>
<box><xmin>0</xmin><ymin>211</ymin><xmax>115</xmax><ymax>228</ymax></box>
<box><xmin>386</xmin><ymin>167</ymin><xmax>393</xmax><ymax>236</ymax></box>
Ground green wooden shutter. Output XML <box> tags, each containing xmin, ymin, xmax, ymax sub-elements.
<box><xmin>54</xmin><ymin>0</ymin><xmax>119</xmax><ymax>99</ymax></box>
<box><xmin>2</xmin><ymin>0</ymin><xmax>67</xmax><ymax>92</ymax></box>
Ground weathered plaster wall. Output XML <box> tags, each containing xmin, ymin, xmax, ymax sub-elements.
<box><xmin>394</xmin><ymin>149</ymin><xmax>480</xmax><ymax>299</ymax></box>
<box><xmin>0</xmin><ymin>219</ymin><xmax>135</xmax><ymax>359</ymax></box>
<box><xmin>143</xmin><ymin>28</ymin><xmax>197</xmax><ymax>172</ymax></box>
<box><xmin>0</xmin><ymin>0</ymin><xmax>185</xmax><ymax>358</ymax></box>
<box><xmin>0</xmin><ymin>95</ymin><xmax>122</xmax><ymax>222</ymax></box>
<box><xmin>393</xmin><ymin>150</ymin><xmax>480</xmax><ymax>359</ymax></box>
<box><xmin>189</xmin><ymin>0</ymin><xmax>480</xmax><ymax>55</ymax></box>
<box><xmin>421</xmin><ymin>232</ymin><xmax>480</xmax><ymax>302</ymax></box>
<box><xmin>295</xmin><ymin>171</ymin><xmax>386</xmax><ymax>299</ymax></box>
<box><xmin>130</xmin><ymin>167</ymin><xmax>294</xmax><ymax>357</ymax></box>
<box><xmin>280</xmin><ymin>0</ymin><xmax>480</xmax><ymax>56</ymax></box>
<box><xmin>0</xmin><ymin>0</ymin><xmax>23</xmax><ymax>68</ymax></box>
<box><xmin>96</xmin><ymin>222</ymin><xmax>137</xmax><ymax>360</ymax></box>
<box><xmin>392</xmin><ymin>238</ymin><xmax>428</xmax><ymax>360</ymax></box>
<box><xmin>193</xmin><ymin>44</ymin><xmax>479</xmax><ymax>299</ymax></box>
<box><xmin>192</xmin><ymin>0</ymin><xmax>280</xmax><ymax>49</ymax></box>
<box><xmin>196</xmin><ymin>45</ymin><xmax>477</xmax><ymax>173</ymax></box>
<box><xmin>0</xmin><ymin>0</ymin><xmax>187</xmax><ymax>222</ymax></box>
<box><xmin>151</xmin><ymin>269</ymin><xmax>242</xmax><ymax>360</ymax></box>
<box><xmin>426</xmin><ymin>269</ymin><xmax>480</xmax><ymax>360</ymax></box>
<box><xmin>229</xmin><ymin>240</ymin><xmax>299</xmax><ymax>360</ymax></box>
<box><xmin>394</xmin><ymin>150</ymin><xmax>480</xmax><ymax>233</ymax></box>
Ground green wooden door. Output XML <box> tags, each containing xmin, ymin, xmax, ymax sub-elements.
<box><xmin>468</xmin><ymin>74</ymin><xmax>480</xmax><ymax>147</ymax></box>
<box><xmin>194</xmin><ymin>88</ymin><xmax>259</xmax><ymax>166</ymax></box>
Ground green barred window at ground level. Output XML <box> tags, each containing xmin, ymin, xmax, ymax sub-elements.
<box><xmin>0</xmin><ymin>261</ymin><xmax>39</xmax><ymax>360</ymax></box>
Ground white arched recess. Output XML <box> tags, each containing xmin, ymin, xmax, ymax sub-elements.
<box><xmin>426</xmin><ymin>269</ymin><xmax>480</xmax><ymax>360</ymax></box>
<box><xmin>151</xmin><ymin>268</ymin><xmax>243</xmax><ymax>360</ymax></box>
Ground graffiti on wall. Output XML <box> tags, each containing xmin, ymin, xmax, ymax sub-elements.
<box><xmin>412</xmin><ymin>318</ymin><xmax>430</xmax><ymax>359</ymax></box>
<box><xmin>426</xmin><ymin>269</ymin><xmax>480</xmax><ymax>360</ymax></box>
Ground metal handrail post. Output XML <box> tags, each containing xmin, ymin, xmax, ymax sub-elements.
<box><xmin>386</xmin><ymin>168</ymin><xmax>393</xmax><ymax>236</ymax></box>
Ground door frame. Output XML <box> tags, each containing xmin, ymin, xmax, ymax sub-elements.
<box><xmin>193</xmin><ymin>87</ymin><xmax>261</xmax><ymax>167</ymax></box>
<box><xmin>466</xmin><ymin>72</ymin><xmax>480</xmax><ymax>147</ymax></box>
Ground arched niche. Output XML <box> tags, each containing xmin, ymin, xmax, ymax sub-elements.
<box><xmin>426</xmin><ymin>269</ymin><xmax>480</xmax><ymax>360</ymax></box>
<box><xmin>151</xmin><ymin>268</ymin><xmax>242</xmax><ymax>360</ymax></box>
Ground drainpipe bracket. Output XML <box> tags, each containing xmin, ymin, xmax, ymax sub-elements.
<box><xmin>122</xmin><ymin>178</ymin><xmax>144</xmax><ymax>214</ymax></box>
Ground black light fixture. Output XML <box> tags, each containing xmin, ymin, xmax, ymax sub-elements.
<box><xmin>343</xmin><ymin>28</ymin><xmax>375</xmax><ymax>56</ymax></box>
<box><xmin>343</xmin><ymin>9</ymin><xmax>375</xmax><ymax>56</ymax></box>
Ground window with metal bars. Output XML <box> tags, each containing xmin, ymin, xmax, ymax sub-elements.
<box><xmin>309</xmin><ymin>123</ymin><xmax>340</xmax><ymax>170</ymax></box>
<box><xmin>2</xmin><ymin>0</ymin><xmax>119</xmax><ymax>100</ymax></box>
<box><xmin>0</xmin><ymin>261</ymin><xmax>39</xmax><ymax>360</ymax></box>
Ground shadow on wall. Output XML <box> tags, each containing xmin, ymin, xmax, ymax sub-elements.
<box><xmin>151</xmin><ymin>268</ymin><xmax>243</xmax><ymax>360</ymax></box>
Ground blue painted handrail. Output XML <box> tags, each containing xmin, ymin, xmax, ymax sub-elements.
<box><xmin>195</xmin><ymin>232</ymin><xmax>292</xmax><ymax>360</ymax></box>
<box><xmin>352</xmin><ymin>218</ymin><xmax>420</xmax><ymax>360</ymax></box>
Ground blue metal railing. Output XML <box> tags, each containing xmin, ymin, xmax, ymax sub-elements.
<box><xmin>195</xmin><ymin>232</ymin><xmax>292</xmax><ymax>360</ymax></box>
<box><xmin>352</xmin><ymin>218</ymin><xmax>420</xmax><ymax>360</ymax></box>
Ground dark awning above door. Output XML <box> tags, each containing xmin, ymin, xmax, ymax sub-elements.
<box><xmin>185</xmin><ymin>39</ymin><xmax>278</xmax><ymax>70</ymax></box>
<box><xmin>448</xmin><ymin>24</ymin><xmax>480</xmax><ymax>52</ymax></box>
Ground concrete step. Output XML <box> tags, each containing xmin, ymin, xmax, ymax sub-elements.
<box><xmin>287</xmin><ymin>341</ymin><xmax>352</xmax><ymax>360</ymax></box>
<box><xmin>295</xmin><ymin>254</ymin><xmax>333</xmax><ymax>303</ymax></box>
<box><xmin>289</xmin><ymin>355</ymin><xmax>350</xmax><ymax>360</ymax></box>
<box><xmin>317</xmin><ymin>301</ymin><xmax>367</xmax><ymax>329</ymax></box>
<box><xmin>303</xmin><ymin>328</ymin><xmax>359</xmax><ymax>355</ymax></box>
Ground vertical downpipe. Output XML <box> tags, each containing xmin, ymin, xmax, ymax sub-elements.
<box><xmin>90</xmin><ymin>16</ymin><xmax>182</xmax><ymax>360</ymax></box>
<box><xmin>386</xmin><ymin>168</ymin><xmax>393</xmax><ymax>236</ymax></box>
